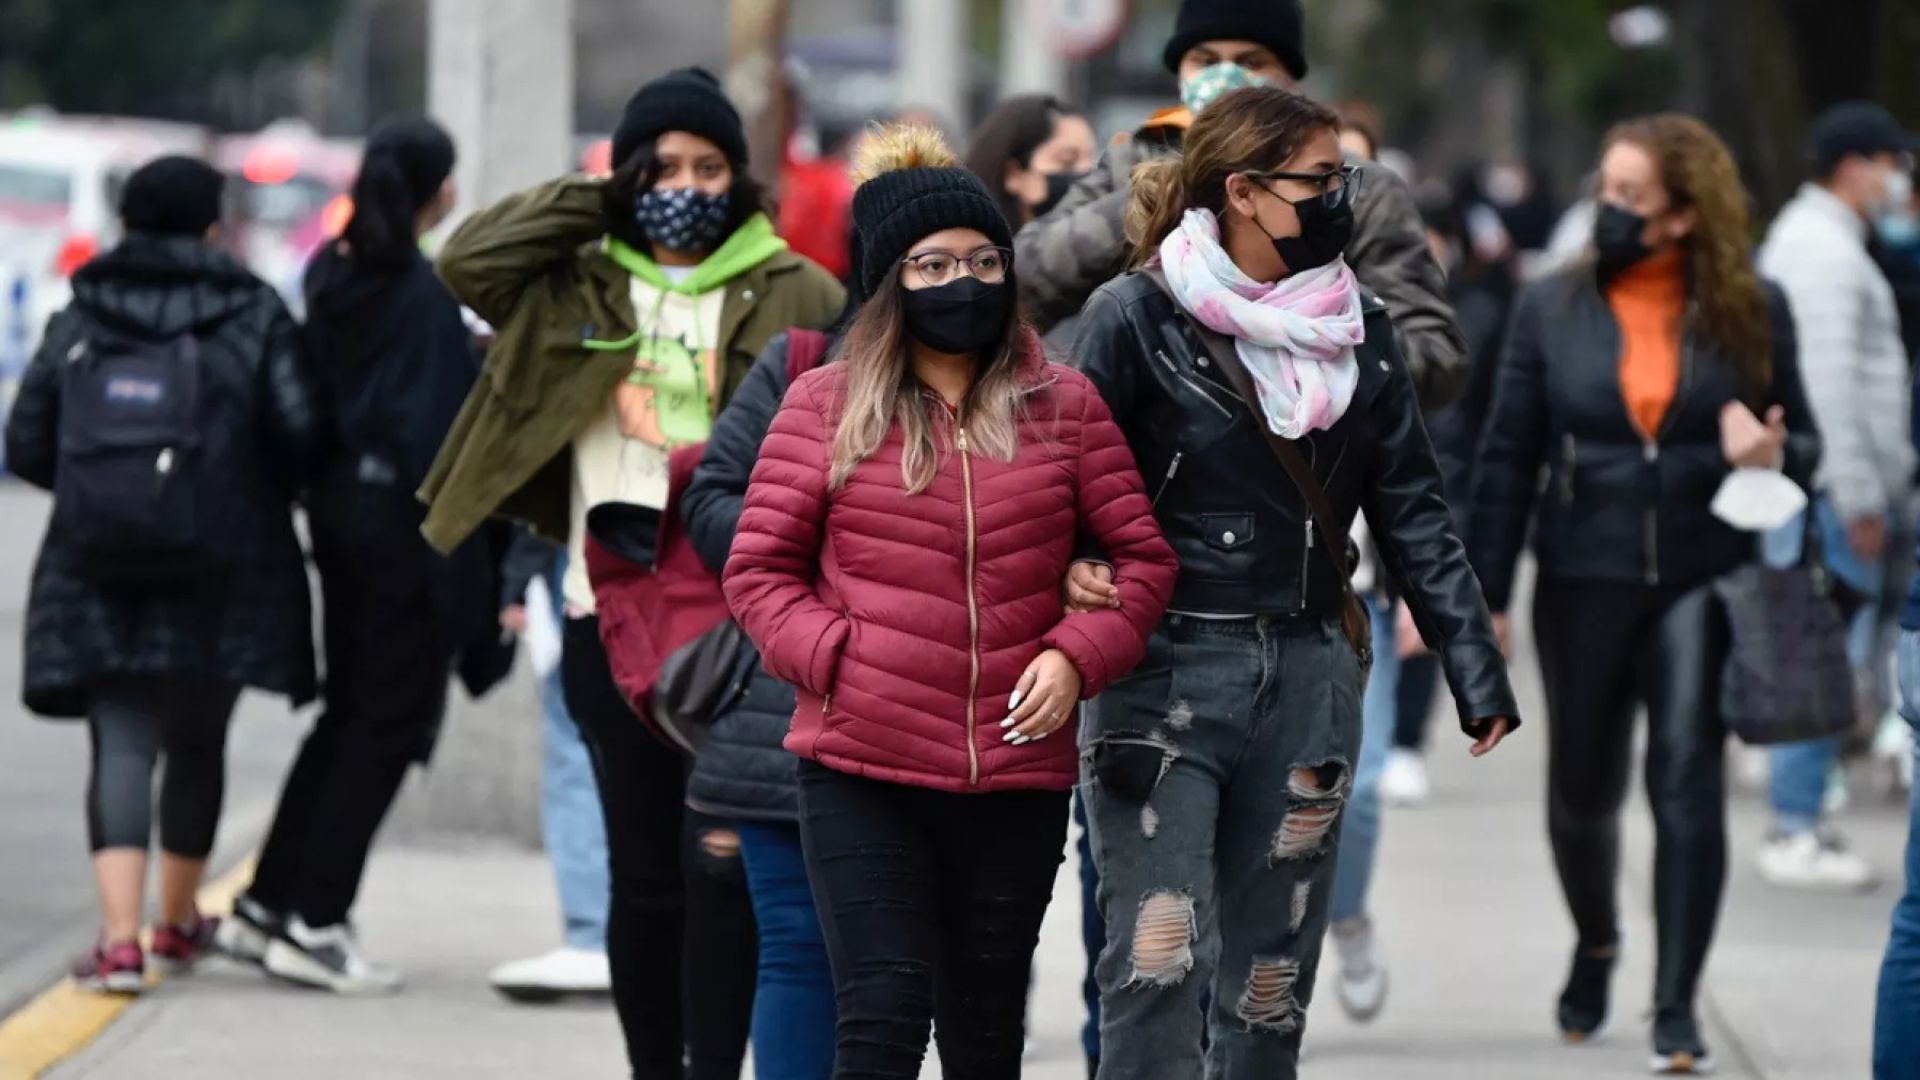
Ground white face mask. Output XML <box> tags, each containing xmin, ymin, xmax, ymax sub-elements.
<box><xmin>1883</xmin><ymin>166</ymin><xmax>1914</xmax><ymax>215</ymax></box>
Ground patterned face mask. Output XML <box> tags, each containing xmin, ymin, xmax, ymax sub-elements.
<box><xmin>636</xmin><ymin>186</ymin><xmax>731</xmax><ymax>253</ymax></box>
<box><xmin>1179</xmin><ymin>62</ymin><xmax>1273</xmax><ymax>117</ymax></box>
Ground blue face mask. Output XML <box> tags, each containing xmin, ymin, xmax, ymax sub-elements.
<box><xmin>1878</xmin><ymin>211</ymin><xmax>1920</xmax><ymax>251</ymax></box>
<box><xmin>1179</xmin><ymin>62</ymin><xmax>1272</xmax><ymax>117</ymax></box>
<box><xmin>636</xmin><ymin>186</ymin><xmax>730</xmax><ymax>253</ymax></box>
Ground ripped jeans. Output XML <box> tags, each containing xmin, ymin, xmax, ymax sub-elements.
<box><xmin>1083</xmin><ymin>615</ymin><xmax>1365</xmax><ymax>1080</ymax></box>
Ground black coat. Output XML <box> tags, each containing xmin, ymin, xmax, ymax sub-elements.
<box><xmin>7</xmin><ymin>235</ymin><xmax>325</xmax><ymax>718</ymax></box>
<box><xmin>679</xmin><ymin>333</ymin><xmax>809</xmax><ymax>821</ymax></box>
<box><xmin>1073</xmin><ymin>271</ymin><xmax>1517</xmax><ymax>732</ymax></box>
<box><xmin>1469</xmin><ymin>268</ymin><xmax>1821</xmax><ymax>612</ymax></box>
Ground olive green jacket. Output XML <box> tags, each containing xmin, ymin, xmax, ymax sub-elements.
<box><xmin>420</xmin><ymin>176</ymin><xmax>846</xmax><ymax>553</ymax></box>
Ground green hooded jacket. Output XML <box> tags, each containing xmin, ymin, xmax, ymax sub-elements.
<box><xmin>421</xmin><ymin>176</ymin><xmax>845</xmax><ymax>552</ymax></box>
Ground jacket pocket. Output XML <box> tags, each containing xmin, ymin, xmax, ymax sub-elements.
<box><xmin>1198</xmin><ymin>512</ymin><xmax>1256</xmax><ymax>551</ymax></box>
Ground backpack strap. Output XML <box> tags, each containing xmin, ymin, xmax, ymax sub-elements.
<box><xmin>786</xmin><ymin>328</ymin><xmax>830</xmax><ymax>384</ymax></box>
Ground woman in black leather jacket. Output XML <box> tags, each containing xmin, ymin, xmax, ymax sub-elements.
<box><xmin>1068</xmin><ymin>86</ymin><xmax>1516</xmax><ymax>1080</ymax></box>
<box><xmin>1470</xmin><ymin>115</ymin><xmax>1818</xmax><ymax>1074</ymax></box>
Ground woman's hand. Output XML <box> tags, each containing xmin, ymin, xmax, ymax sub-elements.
<box><xmin>1002</xmin><ymin>648</ymin><xmax>1084</xmax><ymax>745</ymax></box>
<box><xmin>1720</xmin><ymin>401</ymin><xmax>1787</xmax><ymax>470</ymax></box>
<box><xmin>1063</xmin><ymin>560</ymin><xmax>1120</xmax><ymax>613</ymax></box>
<box><xmin>1469</xmin><ymin>716</ymin><xmax>1515</xmax><ymax>757</ymax></box>
<box><xmin>500</xmin><ymin>604</ymin><xmax>529</xmax><ymax>635</ymax></box>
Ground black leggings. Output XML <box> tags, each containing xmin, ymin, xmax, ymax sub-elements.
<box><xmin>1534</xmin><ymin>576</ymin><xmax>1729</xmax><ymax>1013</ymax></box>
<box><xmin>563</xmin><ymin>616</ymin><xmax>758</xmax><ymax>1080</ymax></box>
<box><xmin>86</xmin><ymin>676</ymin><xmax>240</xmax><ymax>855</ymax></box>
<box><xmin>797</xmin><ymin>760</ymin><xmax>1067</xmax><ymax>1079</ymax></box>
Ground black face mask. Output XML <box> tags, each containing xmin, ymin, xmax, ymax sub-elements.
<box><xmin>1593</xmin><ymin>202</ymin><xmax>1653</xmax><ymax>278</ymax></box>
<box><xmin>1033</xmin><ymin>170</ymin><xmax>1088</xmax><ymax>218</ymax></box>
<box><xmin>1255</xmin><ymin>183</ymin><xmax>1355</xmax><ymax>274</ymax></box>
<box><xmin>902</xmin><ymin>277</ymin><xmax>1011</xmax><ymax>356</ymax></box>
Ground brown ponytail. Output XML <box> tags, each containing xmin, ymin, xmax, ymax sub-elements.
<box><xmin>1124</xmin><ymin>86</ymin><xmax>1342</xmax><ymax>269</ymax></box>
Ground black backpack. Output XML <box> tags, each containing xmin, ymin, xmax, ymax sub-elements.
<box><xmin>53</xmin><ymin>327</ymin><xmax>234</xmax><ymax>582</ymax></box>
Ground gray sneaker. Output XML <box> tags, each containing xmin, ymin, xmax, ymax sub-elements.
<box><xmin>1331</xmin><ymin>915</ymin><xmax>1389</xmax><ymax>1023</ymax></box>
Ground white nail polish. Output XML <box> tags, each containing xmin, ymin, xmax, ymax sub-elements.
<box><xmin>1001</xmin><ymin>717</ymin><xmax>1016</xmax><ymax>728</ymax></box>
<box><xmin>1009</xmin><ymin>689</ymin><xmax>1024</xmax><ymax>710</ymax></box>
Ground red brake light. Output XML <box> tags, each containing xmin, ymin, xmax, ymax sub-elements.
<box><xmin>243</xmin><ymin>146</ymin><xmax>300</xmax><ymax>186</ymax></box>
<box><xmin>53</xmin><ymin>233</ymin><xmax>97</xmax><ymax>277</ymax></box>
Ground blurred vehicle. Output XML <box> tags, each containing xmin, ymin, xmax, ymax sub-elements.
<box><xmin>0</xmin><ymin>113</ymin><xmax>210</xmax><ymax>463</ymax></box>
<box><xmin>214</xmin><ymin>120</ymin><xmax>361</xmax><ymax>316</ymax></box>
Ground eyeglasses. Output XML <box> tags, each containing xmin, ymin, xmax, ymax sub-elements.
<box><xmin>1242</xmin><ymin>164</ymin><xmax>1361</xmax><ymax>209</ymax></box>
<box><xmin>901</xmin><ymin>246</ymin><xmax>1013</xmax><ymax>287</ymax></box>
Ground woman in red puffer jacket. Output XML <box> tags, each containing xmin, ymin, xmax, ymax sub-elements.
<box><xmin>723</xmin><ymin>125</ymin><xmax>1175</xmax><ymax>1079</ymax></box>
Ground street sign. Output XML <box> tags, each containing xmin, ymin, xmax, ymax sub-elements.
<box><xmin>1038</xmin><ymin>0</ymin><xmax>1129</xmax><ymax>60</ymax></box>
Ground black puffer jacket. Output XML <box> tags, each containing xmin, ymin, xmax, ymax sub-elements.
<box><xmin>7</xmin><ymin>235</ymin><xmax>324</xmax><ymax>717</ymax></box>
<box><xmin>1073</xmin><ymin>271</ymin><xmax>1516</xmax><ymax>732</ymax></box>
<box><xmin>1469</xmin><ymin>268</ymin><xmax>1820</xmax><ymax>612</ymax></box>
<box><xmin>679</xmin><ymin>332</ymin><xmax>815</xmax><ymax>820</ymax></box>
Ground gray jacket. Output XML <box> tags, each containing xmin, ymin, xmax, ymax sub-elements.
<box><xmin>1014</xmin><ymin>118</ymin><xmax>1466</xmax><ymax>409</ymax></box>
<box><xmin>1759</xmin><ymin>184</ymin><xmax>1915</xmax><ymax>522</ymax></box>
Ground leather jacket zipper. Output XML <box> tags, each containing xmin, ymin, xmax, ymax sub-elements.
<box><xmin>1560</xmin><ymin>434</ymin><xmax>1576</xmax><ymax>505</ymax></box>
<box><xmin>1155</xmin><ymin>349</ymin><xmax>1235</xmax><ymax>420</ymax></box>
<box><xmin>956</xmin><ymin>424</ymin><xmax>983</xmax><ymax>788</ymax></box>
<box><xmin>1151</xmin><ymin>451</ymin><xmax>1183</xmax><ymax>507</ymax></box>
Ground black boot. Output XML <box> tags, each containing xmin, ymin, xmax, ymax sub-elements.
<box><xmin>1650</xmin><ymin>1007</ymin><xmax>1715</xmax><ymax>1075</ymax></box>
<box><xmin>1556</xmin><ymin>946</ymin><xmax>1616</xmax><ymax>1043</ymax></box>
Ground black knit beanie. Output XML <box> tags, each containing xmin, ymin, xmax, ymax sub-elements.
<box><xmin>1162</xmin><ymin>0</ymin><xmax>1308</xmax><ymax>80</ymax></box>
<box><xmin>851</xmin><ymin>127</ymin><xmax>1013</xmax><ymax>298</ymax></box>
<box><xmin>119</xmin><ymin>155</ymin><xmax>225</xmax><ymax>237</ymax></box>
<box><xmin>611</xmin><ymin>67</ymin><xmax>748</xmax><ymax>170</ymax></box>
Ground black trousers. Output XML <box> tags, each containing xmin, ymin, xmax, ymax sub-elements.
<box><xmin>248</xmin><ymin>477</ymin><xmax>450</xmax><ymax>928</ymax></box>
<box><xmin>563</xmin><ymin>616</ymin><xmax>757</xmax><ymax>1080</ymax></box>
<box><xmin>1392</xmin><ymin>653</ymin><xmax>1441</xmax><ymax>751</ymax></box>
<box><xmin>1533</xmin><ymin>576</ymin><xmax>1729</xmax><ymax>1013</ymax></box>
<box><xmin>797</xmin><ymin>760</ymin><xmax>1067</xmax><ymax>1080</ymax></box>
<box><xmin>86</xmin><ymin>675</ymin><xmax>239</xmax><ymax>855</ymax></box>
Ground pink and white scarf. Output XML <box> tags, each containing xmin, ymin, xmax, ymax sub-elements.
<box><xmin>1159</xmin><ymin>208</ymin><xmax>1365</xmax><ymax>438</ymax></box>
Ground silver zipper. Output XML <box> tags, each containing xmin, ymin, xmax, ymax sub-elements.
<box><xmin>1300</xmin><ymin>515</ymin><xmax>1314</xmax><ymax>611</ymax></box>
<box><xmin>156</xmin><ymin>448</ymin><xmax>174</xmax><ymax>476</ymax></box>
<box><xmin>1640</xmin><ymin>308</ymin><xmax>1694</xmax><ymax>586</ymax></box>
<box><xmin>1155</xmin><ymin>349</ymin><xmax>1235</xmax><ymax>420</ymax></box>
<box><xmin>1151</xmin><ymin>451</ymin><xmax>1183</xmax><ymax>507</ymax></box>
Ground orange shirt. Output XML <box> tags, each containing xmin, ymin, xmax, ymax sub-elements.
<box><xmin>1607</xmin><ymin>249</ymin><xmax>1687</xmax><ymax>439</ymax></box>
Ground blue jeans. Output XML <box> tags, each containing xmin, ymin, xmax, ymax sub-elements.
<box><xmin>1075</xmin><ymin>793</ymin><xmax>1103</xmax><ymax>1062</ymax></box>
<box><xmin>1764</xmin><ymin>498</ymin><xmax>1892</xmax><ymax>834</ymax></box>
<box><xmin>737</xmin><ymin>821</ymin><xmax>835</xmax><ymax>1080</ymax></box>
<box><xmin>1875</xmin><ymin>631</ymin><xmax>1920</xmax><ymax>1078</ymax></box>
<box><xmin>539</xmin><ymin>553</ymin><xmax>610</xmax><ymax>951</ymax></box>
<box><xmin>1330</xmin><ymin>597</ymin><xmax>1396</xmax><ymax>924</ymax></box>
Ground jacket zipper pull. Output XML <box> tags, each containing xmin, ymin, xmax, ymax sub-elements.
<box><xmin>156</xmin><ymin>448</ymin><xmax>175</xmax><ymax>476</ymax></box>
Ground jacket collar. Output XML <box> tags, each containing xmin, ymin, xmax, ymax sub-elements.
<box><xmin>1791</xmin><ymin>182</ymin><xmax>1870</xmax><ymax>244</ymax></box>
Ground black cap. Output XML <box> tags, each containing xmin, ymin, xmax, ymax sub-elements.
<box><xmin>119</xmin><ymin>155</ymin><xmax>224</xmax><ymax>237</ymax></box>
<box><xmin>611</xmin><ymin>67</ymin><xmax>748</xmax><ymax>171</ymax></box>
<box><xmin>1809</xmin><ymin>101</ymin><xmax>1915</xmax><ymax>176</ymax></box>
<box><xmin>1162</xmin><ymin>0</ymin><xmax>1308</xmax><ymax>80</ymax></box>
<box><xmin>363</xmin><ymin>115</ymin><xmax>456</xmax><ymax>210</ymax></box>
<box><xmin>850</xmin><ymin>127</ymin><xmax>1013</xmax><ymax>298</ymax></box>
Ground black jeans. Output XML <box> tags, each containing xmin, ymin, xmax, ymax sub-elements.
<box><xmin>248</xmin><ymin>479</ymin><xmax>450</xmax><ymax>929</ymax></box>
<box><xmin>1534</xmin><ymin>576</ymin><xmax>1729</xmax><ymax>1013</ymax></box>
<box><xmin>1391</xmin><ymin>653</ymin><xmax>1441</xmax><ymax>752</ymax></box>
<box><xmin>86</xmin><ymin>675</ymin><xmax>239</xmax><ymax>855</ymax></box>
<box><xmin>564</xmin><ymin>616</ymin><xmax>757</xmax><ymax>1080</ymax></box>
<box><xmin>797</xmin><ymin>760</ymin><xmax>1067</xmax><ymax>1080</ymax></box>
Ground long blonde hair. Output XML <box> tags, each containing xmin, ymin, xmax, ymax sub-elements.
<box><xmin>1126</xmin><ymin>86</ymin><xmax>1342</xmax><ymax>267</ymax></box>
<box><xmin>831</xmin><ymin>125</ymin><xmax>1029</xmax><ymax>493</ymax></box>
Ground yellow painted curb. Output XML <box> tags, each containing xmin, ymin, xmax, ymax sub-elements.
<box><xmin>0</xmin><ymin>857</ymin><xmax>254</xmax><ymax>1080</ymax></box>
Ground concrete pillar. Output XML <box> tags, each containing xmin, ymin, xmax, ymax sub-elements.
<box><xmin>1000</xmin><ymin>0</ymin><xmax>1067</xmax><ymax>99</ymax></box>
<box><xmin>389</xmin><ymin>0</ymin><xmax>578</xmax><ymax>847</ymax></box>
<box><xmin>899</xmin><ymin>0</ymin><xmax>969</xmax><ymax>132</ymax></box>
<box><xmin>429</xmin><ymin>0</ymin><xmax>575</xmax><ymax>228</ymax></box>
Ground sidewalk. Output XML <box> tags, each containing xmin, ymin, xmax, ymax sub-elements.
<box><xmin>32</xmin><ymin>684</ymin><xmax>1912</xmax><ymax>1078</ymax></box>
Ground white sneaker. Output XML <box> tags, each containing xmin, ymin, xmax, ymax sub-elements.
<box><xmin>1755</xmin><ymin>831</ymin><xmax>1878</xmax><ymax>891</ymax></box>
<box><xmin>1330</xmin><ymin>916</ymin><xmax>1388</xmax><ymax>1023</ymax></box>
<box><xmin>489</xmin><ymin>946</ymin><xmax>611</xmax><ymax>1003</ymax></box>
<box><xmin>264</xmin><ymin>916</ymin><xmax>404</xmax><ymax>995</ymax></box>
<box><xmin>1379</xmin><ymin>749</ymin><xmax>1430</xmax><ymax>806</ymax></box>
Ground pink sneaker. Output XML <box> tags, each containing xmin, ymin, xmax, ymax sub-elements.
<box><xmin>151</xmin><ymin>915</ymin><xmax>220</xmax><ymax>972</ymax></box>
<box><xmin>72</xmin><ymin>939</ymin><xmax>145</xmax><ymax>994</ymax></box>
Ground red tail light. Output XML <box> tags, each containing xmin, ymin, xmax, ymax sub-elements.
<box><xmin>53</xmin><ymin>233</ymin><xmax>97</xmax><ymax>277</ymax></box>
